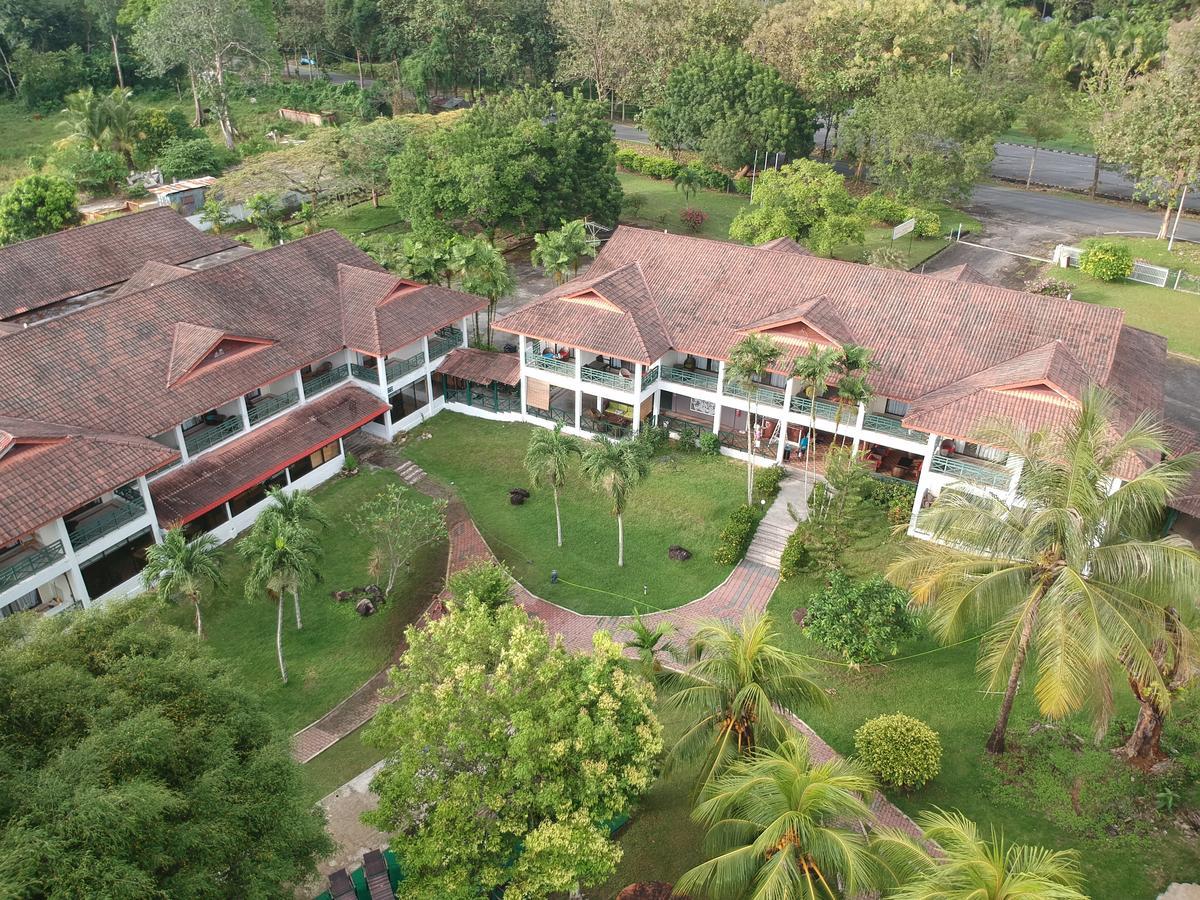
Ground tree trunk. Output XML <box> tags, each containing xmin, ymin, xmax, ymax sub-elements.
<box><xmin>370</xmin><ymin>188</ymin><xmax>379</xmax><ymax>208</ymax></box>
<box><xmin>189</xmin><ymin>69</ymin><xmax>204</xmax><ymax>127</ymax></box>
<box><xmin>0</xmin><ymin>42</ymin><xmax>17</xmax><ymax>93</ymax></box>
<box><xmin>356</xmin><ymin>48</ymin><xmax>364</xmax><ymax>89</ymax></box>
<box><xmin>617</xmin><ymin>513</ymin><xmax>624</xmax><ymax>567</ymax></box>
<box><xmin>1090</xmin><ymin>154</ymin><xmax>1101</xmax><ymax>199</ymax></box>
<box><xmin>1159</xmin><ymin>197</ymin><xmax>1175</xmax><ymax>240</ymax></box>
<box><xmin>276</xmin><ymin>598</ymin><xmax>288</xmax><ymax>683</ymax></box>
<box><xmin>1121</xmin><ymin>688</ymin><xmax>1168</xmax><ymax>767</ymax></box>
<box><xmin>1120</xmin><ymin>608</ymin><xmax>1184</xmax><ymax>767</ymax></box>
<box><xmin>213</xmin><ymin>55</ymin><xmax>235</xmax><ymax>150</ymax></box>
<box><xmin>110</xmin><ymin>33</ymin><xmax>124</xmax><ymax>89</ymax></box>
<box><xmin>553</xmin><ymin>485</ymin><xmax>563</xmax><ymax>547</ymax></box>
<box><xmin>192</xmin><ymin>595</ymin><xmax>204</xmax><ymax>639</ymax></box>
<box><xmin>746</xmin><ymin>401</ymin><xmax>755</xmax><ymax>505</ymax></box>
<box><xmin>292</xmin><ymin>586</ymin><xmax>303</xmax><ymax>630</ymax></box>
<box><xmin>1026</xmin><ymin>145</ymin><xmax>1038</xmax><ymax>188</ymax></box>
<box><xmin>986</xmin><ymin>587</ymin><xmax>1046</xmax><ymax>754</ymax></box>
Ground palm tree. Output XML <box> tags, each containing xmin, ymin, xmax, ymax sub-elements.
<box><xmin>673</xmin><ymin>166</ymin><xmax>702</xmax><ymax>205</ymax></box>
<box><xmin>623</xmin><ymin>611</ymin><xmax>676</xmax><ymax>683</ymax></box>
<box><xmin>524</xmin><ymin>423</ymin><xmax>581</xmax><ymax>548</ymax></box>
<box><xmin>142</xmin><ymin>527</ymin><xmax>222</xmax><ymax>638</ymax></box>
<box><xmin>666</xmin><ymin>612</ymin><xmax>827</xmax><ymax>790</ymax></box>
<box><xmin>1121</xmin><ymin>604</ymin><xmax>1197</xmax><ymax>766</ymax></box>
<box><xmin>831</xmin><ymin>342</ymin><xmax>875</xmax><ymax>444</ymax></box>
<box><xmin>57</xmin><ymin>87</ymin><xmax>109</xmax><ymax>151</ymax></box>
<box><xmin>675</xmin><ymin>737</ymin><xmax>889</xmax><ymax>900</ymax></box>
<box><xmin>239</xmin><ymin>518</ymin><xmax>323</xmax><ymax>683</ymax></box>
<box><xmin>460</xmin><ymin>237</ymin><xmax>515</xmax><ymax>346</ymax></box>
<box><xmin>792</xmin><ymin>345</ymin><xmax>840</xmax><ymax>493</ymax></box>
<box><xmin>103</xmin><ymin>87</ymin><xmax>139</xmax><ymax>168</ymax></box>
<box><xmin>558</xmin><ymin>218</ymin><xmax>597</xmax><ymax>277</ymax></box>
<box><xmin>833</xmin><ymin>372</ymin><xmax>873</xmax><ymax>443</ymax></box>
<box><xmin>875</xmin><ymin>808</ymin><xmax>1089</xmax><ymax>900</ymax></box>
<box><xmin>727</xmin><ymin>334</ymin><xmax>782</xmax><ymax>504</ymax></box>
<box><xmin>531</xmin><ymin>228</ymin><xmax>572</xmax><ymax>285</ymax></box>
<box><xmin>580</xmin><ymin>437</ymin><xmax>650</xmax><ymax>567</ymax></box>
<box><xmin>888</xmin><ymin>389</ymin><xmax>1200</xmax><ymax>754</ymax></box>
<box><xmin>257</xmin><ymin>486</ymin><xmax>327</xmax><ymax>629</ymax></box>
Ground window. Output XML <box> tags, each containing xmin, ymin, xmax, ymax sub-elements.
<box><xmin>391</xmin><ymin>380</ymin><xmax>429</xmax><ymax>419</ymax></box>
<box><xmin>884</xmin><ymin>398</ymin><xmax>910</xmax><ymax>417</ymax></box>
<box><xmin>309</xmin><ymin>440</ymin><xmax>340</xmax><ymax>468</ymax></box>
<box><xmin>80</xmin><ymin>528</ymin><xmax>154</xmax><ymax>598</ymax></box>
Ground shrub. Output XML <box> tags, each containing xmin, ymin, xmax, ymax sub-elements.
<box><xmin>713</xmin><ymin>504</ymin><xmax>759</xmax><ymax>566</ymax></box>
<box><xmin>446</xmin><ymin>561</ymin><xmax>513</xmax><ymax>609</ymax></box>
<box><xmin>732</xmin><ymin>176</ymin><xmax>751</xmax><ymax>195</ymax></box>
<box><xmin>633</xmin><ymin>424</ymin><xmax>668</xmax><ymax>457</ymax></box>
<box><xmin>615</xmin><ymin>148</ymin><xmax>682</xmax><ymax>180</ymax></box>
<box><xmin>0</xmin><ymin>174</ymin><xmax>80</xmax><ymax>244</ymax></box>
<box><xmin>135</xmin><ymin>108</ymin><xmax>199</xmax><ymax>166</ymax></box>
<box><xmin>854</xmin><ymin>713</ymin><xmax>942</xmax><ymax>791</ymax></box>
<box><xmin>804</xmin><ymin>570</ymin><xmax>917</xmax><ymax>664</ymax></box>
<box><xmin>1025</xmin><ymin>276</ymin><xmax>1073</xmax><ymax>298</ymax></box>
<box><xmin>680</xmin><ymin>207</ymin><xmax>708</xmax><ymax>233</ymax></box>
<box><xmin>857</xmin><ymin>191</ymin><xmax>909</xmax><ymax>225</ymax></box>
<box><xmin>908</xmin><ymin>207</ymin><xmax>942</xmax><ymax>237</ymax></box>
<box><xmin>867</xmin><ymin>246</ymin><xmax>906</xmax><ymax>269</ymax></box>
<box><xmin>866</xmin><ymin>478</ymin><xmax>917</xmax><ymax>526</ymax></box>
<box><xmin>779</xmin><ymin>530</ymin><xmax>813</xmax><ymax>579</ymax></box>
<box><xmin>13</xmin><ymin>47</ymin><xmax>85</xmax><ymax>110</ymax></box>
<box><xmin>156</xmin><ymin>137</ymin><xmax>236</xmax><ymax>181</ymax></box>
<box><xmin>698</xmin><ymin>431</ymin><xmax>721</xmax><ymax>456</ymax></box>
<box><xmin>753</xmin><ymin>465</ymin><xmax>786</xmax><ymax>503</ymax></box>
<box><xmin>342</xmin><ymin>451</ymin><xmax>359</xmax><ymax>473</ymax></box>
<box><xmin>1079</xmin><ymin>238</ymin><xmax>1133</xmax><ymax>282</ymax></box>
<box><xmin>50</xmin><ymin>146</ymin><xmax>126</xmax><ymax>196</ymax></box>
<box><xmin>622</xmin><ymin>192</ymin><xmax>648</xmax><ymax>218</ymax></box>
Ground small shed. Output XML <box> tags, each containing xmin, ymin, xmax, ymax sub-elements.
<box><xmin>435</xmin><ymin>348</ymin><xmax>522</xmax><ymax>413</ymax></box>
<box><xmin>279</xmin><ymin>107</ymin><xmax>338</xmax><ymax>127</ymax></box>
<box><xmin>148</xmin><ymin>176</ymin><xmax>218</xmax><ymax>216</ymax></box>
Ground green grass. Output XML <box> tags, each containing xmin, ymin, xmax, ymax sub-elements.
<box><xmin>398</xmin><ymin>412</ymin><xmax>747</xmax><ymax>615</ymax></box>
<box><xmin>316</xmin><ymin>195</ymin><xmax>406</xmax><ymax>237</ymax></box>
<box><xmin>999</xmin><ymin>126</ymin><xmax>1096</xmax><ymax>156</ymax></box>
<box><xmin>300</xmin><ymin>723</ymin><xmax>384</xmax><ymax>803</ymax></box>
<box><xmin>161</xmin><ymin>468</ymin><xmax>446</xmax><ymax>732</ymax></box>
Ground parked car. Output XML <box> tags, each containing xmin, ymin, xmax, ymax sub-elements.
<box><xmin>299</xmin><ymin>56</ymin><xmax>317</xmax><ymax>66</ymax></box>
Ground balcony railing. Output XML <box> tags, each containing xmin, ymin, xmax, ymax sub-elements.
<box><xmin>581</xmin><ymin>366</ymin><xmax>634</xmax><ymax>393</ymax></box>
<box><xmin>526</xmin><ymin>353</ymin><xmax>577</xmax><ymax>378</ymax></box>
<box><xmin>385</xmin><ymin>350</ymin><xmax>426</xmax><ymax>383</ymax></box>
<box><xmin>68</xmin><ymin>497</ymin><xmax>147</xmax><ymax>550</ymax></box>
<box><xmin>349</xmin><ymin>363</ymin><xmax>378</xmax><ymax>384</ymax></box>
<box><xmin>428</xmin><ymin>327</ymin><xmax>463</xmax><ymax>360</ymax></box>
<box><xmin>304</xmin><ymin>363</ymin><xmax>350</xmax><ymax>396</ymax></box>
<box><xmin>641</xmin><ymin>365</ymin><xmax>660</xmax><ymax>389</ymax></box>
<box><xmin>526</xmin><ymin>405</ymin><xmax>570</xmax><ymax>425</ymax></box>
<box><xmin>184</xmin><ymin>416</ymin><xmax>244</xmax><ymax>456</ymax></box>
<box><xmin>580</xmin><ymin>415</ymin><xmax>634</xmax><ymax>440</ymax></box>
<box><xmin>444</xmin><ymin>385</ymin><xmax>521</xmax><ymax>413</ymax></box>
<box><xmin>247</xmin><ymin>389</ymin><xmax>300</xmax><ymax>426</ymax></box>
<box><xmin>930</xmin><ymin>454</ymin><xmax>1012</xmax><ymax>489</ymax></box>
<box><xmin>861</xmin><ymin>412</ymin><xmax>923</xmax><ymax>442</ymax></box>
<box><xmin>790</xmin><ymin>395</ymin><xmax>841</xmax><ymax>421</ymax></box>
<box><xmin>661</xmin><ymin>366</ymin><xmax>719</xmax><ymax>392</ymax></box>
<box><xmin>0</xmin><ymin>540</ymin><xmax>65</xmax><ymax>592</ymax></box>
<box><xmin>724</xmin><ymin>380</ymin><xmax>786</xmax><ymax>408</ymax></box>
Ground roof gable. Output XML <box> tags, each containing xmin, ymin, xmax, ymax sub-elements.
<box><xmin>739</xmin><ymin>296</ymin><xmax>853</xmax><ymax>347</ymax></box>
<box><xmin>167</xmin><ymin>322</ymin><xmax>274</xmax><ymax>387</ymax></box>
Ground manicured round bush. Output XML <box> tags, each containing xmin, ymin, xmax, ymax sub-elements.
<box><xmin>908</xmin><ymin>207</ymin><xmax>942</xmax><ymax>237</ymax></box>
<box><xmin>854</xmin><ymin>713</ymin><xmax>942</xmax><ymax>791</ymax></box>
<box><xmin>857</xmin><ymin>191</ymin><xmax>910</xmax><ymax>225</ymax></box>
<box><xmin>1079</xmin><ymin>239</ymin><xmax>1134</xmax><ymax>282</ymax></box>
<box><xmin>680</xmin><ymin>207</ymin><xmax>708</xmax><ymax>233</ymax></box>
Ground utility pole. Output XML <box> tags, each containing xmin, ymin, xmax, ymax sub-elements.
<box><xmin>1168</xmin><ymin>183</ymin><xmax>1189</xmax><ymax>251</ymax></box>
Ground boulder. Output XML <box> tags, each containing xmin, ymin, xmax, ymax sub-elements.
<box><xmin>668</xmin><ymin>545</ymin><xmax>692</xmax><ymax>561</ymax></box>
<box><xmin>355</xmin><ymin>598</ymin><xmax>376</xmax><ymax>617</ymax></box>
<box><xmin>332</xmin><ymin>590</ymin><xmax>353</xmax><ymax>602</ymax></box>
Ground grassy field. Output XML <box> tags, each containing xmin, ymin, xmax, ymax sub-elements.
<box><xmin>998</xmin><ymin>125</ymin><xmax>1096</xmax><ymax>156</ymax></box>
<box><xmin>161</xmin><ymin>468</ymin><xmax>446</xmax><ymax>733</ymax></box>
<box><xmin>399</xmin><ymin>412</ymin><xmax>748</xmax><ymax>615</ymax></box>
<box><xmin>300</xmin><ymin>724</ymin><xmax>384</xmax><ymax>802</ymax></box>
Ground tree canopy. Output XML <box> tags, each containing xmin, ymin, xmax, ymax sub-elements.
<box><xmin>728</xmin><ymin>159</ymin><xmax>860</xmax><ymax>253</ymax></box>
<box><xmin>0</xmin><ymin>173</ymin><xmax>79</xmax><ymax>244</ymax></box>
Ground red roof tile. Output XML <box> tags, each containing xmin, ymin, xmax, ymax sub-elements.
<box><xmin>435</xmin><ymin>348</ymin><xmax>521</xmax><ymax>386</ymax></box>
<box><xmin>112</xmin><ymin>260</ymin><xmax>194</xmax><ymax>298</ymax></box>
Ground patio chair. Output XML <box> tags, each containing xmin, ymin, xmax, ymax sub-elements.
<box><xmin>327</xmin><ymin>869</ymin><xmax>356</xmax><ymax>900</ymax></box>
<box><xmin>363</xmin><ymin>849</ymin><xmax>395</xmax><ymax>900</ymax></box>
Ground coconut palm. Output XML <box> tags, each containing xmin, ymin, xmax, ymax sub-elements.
<box><xmin>875</xmin><ymin>808</ymin><xmax>1089</xmax><ymax>900</ymax></box>
<box><xmin>57</xmin><ymin>87</ymin><xmax>110</xmax><ymax>151</ymax></box>
<box><xmin>460</xmin><ymin>237</ymin><xmax>515</xmax><ymax>346</ymax></box>
<box><xmin>623</xmin><ymin>611</ymin><xmax>676</xmax><ymax>683</ymax></box>
<box><xmin>1121</xmin><ymin>605</ymin><xmax>1197</xmax><ymax>766</ymax></box>
<box><xmin>833</xmin><ymin>372</ymin><xmax>873</xmax><ymax>443</ymax></box>
<box><xmin>792</xmin><ymin>345</ymin><xmax>840</xmax><ymax>493</ymax></box>
<box><xmin>673</xmin><ymin>166</ymin><xmax>702</xmax><ymax>205</ymax></box>
<box><xmin>103</xmin><ymin>87</ymin><xmax>139</xmax><ymax>168</ymax></box>
<box><xmin>888</xmin><ymin>388</ymin><xmax>1200</xmax><ymax>754</ymax></box>
<box><xmin>727</xmin><ymin>334</ymin><xmax>782</xmax><ymax>504</ymax></box>
<box><xmin>239</xmin><ymin>517</ymin><xmax>322</xmax><ymax>683</ymax></box>
<box><xmin>666</xmin><ymin>612</ymin><xmax>827</xmax><ymax>791</ymax></box>
<box><xmin>830</xmin><ymin>342</ymin><xmax>875</xmax><ymax>442</ymax></box>
<box><xmin>258</xmin><ymin>486</ymin><xmax>328</xmax><ymax>627</ymax></box>
<box><xmin>524</xmin><ymin>423</ymin><xmax>581</xmax><ymax>548</ymax></box>
<box><xmin>675</xmin><ymin>737</ymin><xmax>890</xmax><ymax>900</ymax></box>
<box><xmin>142</xmin><ymin>527</ymin><xmax>222</xmax><ymax>638</ymax></box>
<box><xmin>530</xmin><ymin>228</ymin><xmax>572</xmax><ymax>285</ymax></box>
<box><xmin>559</xmin><ymin>218</ymin><xmax>596</xmax><ymax>277</ymax></box>
<box><xmin>580</xmin><ymin>437</ymin><xmax>650</xmax><ymax>567</ymax></box>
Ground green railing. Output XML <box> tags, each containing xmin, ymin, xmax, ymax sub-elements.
<box><xmin>724</xmin><ymin>380</ymin><xmax>786</xmax><ymax>408</ymax></box>
<box><xmin>661</xmin><ymin>366</ymin><xmax>719</xmax><ymax>391</ymax></box>
<box><xmin>0</xmin><ymin>540</ymin><xmax>65</xmax><ymax>592</ymax></box>
<box><xmin>349</xmin><ymin>363</ymin><xmax>378</xmax><ymax>384</ymax></box>
<box><xmin>581</xmin><ymin>416</ymin><xmax>633</xmax><ymax>440</ymax></box>
<box><xmin>641</xmin><ymin>365</ymin><xmax>660</xmax><ymax>389</ymax></box>
<box><xmin>526</xmin><ymin>405</ymin><xmax>570</xmax><ymax>425</ymax></box>
<box><xmin>68</xmin><ymin>497</ymin><xmax>146</xmax><ymax>549</ymax></box>
<box><xmin>444</xmin><ymin>384</ymin><xmax>521</xmax><ymax>413</ymax></box>
<box><xmin>930</xmin><ymin>454</ymin><xmax>1012</xmax><ymax>489</ymax></box>
<box><xmin>658</xmin><ymin>415</ymin><xmax>709</xmax><ymax>441</ymax></box>
<box><xmin>526</xmin><ymin>353</ymin><xmax>576</xmax><ymax>378</ymax></box>
<box><xmin>247</xmin><ymin>389</ymin><xmax>299</xmax><ymax>425</ymax></box>
<box><xmin>790</xmin><ymin>395</ymin><xmax>840</xmax><ymax>421</ymax></box>
<box><xmin>862</xmin><ymin>412</ymin><xmax>923</xmax><ymax>442</ymax></box>
<box><xmin>385</xmin><ymin>350</ymin><xmax>426</xmax><ymax>383</ymax></box>
<box><xmin>115</xmin><ymin>483</ymin><xmax>142</xmax><ymax>503</ymax></box>
<box><xmin>581</xmin><ymin>366</ymin><xmax>634</xmax><ymax>392</ymax></box>
<box><xmin>428</xmin><ymin>327</ymin><xmax>463</xmax><ymax>360</ymax></box>
<box><xmin>304</xmin><ymin>363</ymin><xmax>349</xmax><ymax>396</ymax></box>
<box><xmin>184</xmin><ymin>416</ymin><xmax>243</xmax><ymax>456</ymax></box>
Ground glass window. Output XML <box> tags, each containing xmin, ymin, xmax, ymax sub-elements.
<box><xmin>884</xmin><ymin>398</ymin><xmax>910</xmax><ymax>417</ymax></box>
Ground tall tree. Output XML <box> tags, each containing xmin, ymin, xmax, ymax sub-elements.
<box><xmin>57</xmin><ymin>87</ymin><xmax>109</xmax><ymax>151</ymax></box>
<box><xmin>354</xmin><ymin>484</ymin><xmax>448</xmax><ymax>596</ymax></box>
<box><xmin>142</xmin><ymin>527</ymin><xmax>222</xmax><ymax>638</ymax></box>
<box><xmin>364</xmin><ymin>598</ymin><xmax>661</xmax><ymax>897</ymax></box>
<box><xmin>0</xmin><ymin>598</ymin><xmax>332</xmax><ymax>896</ymax></box>
<box><xmin>530</xmin><ymin>227</ymin><xmax>573</xmax><ymax>285</ymax></box>
<box><xmin>338</xmin><ymin>117</ymin><xmax>409</xmax><ymax>208</ymax></box>
<box><xmin>667</xmin><ymin>613</ymin><xmax>827</xmax><ymax>791</ymax></box>
<box><xmin>830</xmin><ymin>342</ymin><xmax>875</xmax><ymax>443</ymax></box>
<box><xmin>84</xmin><ymin>0</ymin><xmax>126</xmax><ymax>87</ymax></box>
<box><xmin>676</xmin><ymin>738</ymin><xmax>894</xmax><ymax>900</ymax></box>
<box><xmin>580</xmin><ymin>436</ymin><xmax>650</xmax><ymax>567</ymax></box>
<box><xmin>726</xmin><ymin>333</ymin><xmax>782</xmax><ymax>504</ymax></box>
<box><xmin>524</xmin><ymin>423</ymin><xmax>581</xmax><ymax>548</ymax></box>
<box><xmin>459</xmin><ymin>236</ymin><xmax>515</xmax><ymax>345</ymax></box>
<box><xmin>888</xmin><ymin>389</ymin><xmax>1200</xmax><ymax>753</ymax></box>
<box><xmin>791</xmin><ymin>344</ymin><xmax>839</xmax><ymax>494</ymax></box>
<box><xmin>324</xmin><ymin>0</ymin><xmax>379</xmax><ymax>88</ymax></box>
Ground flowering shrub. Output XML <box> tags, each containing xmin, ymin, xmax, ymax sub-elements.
<box><xmin>1080</xmin><ymin>239</ymin><xmax>1134</xmax><ymax>282</ymax></box>
<box><xmin>680</xmin><ymin>207</ymin><xmax>709</xmax><ymax>233</ymax></box>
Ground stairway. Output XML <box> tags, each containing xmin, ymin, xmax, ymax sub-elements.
<box><xmin>744</xmin><ymin>474</ymin><xmax>819</xmax><ymax>570</ymax></box>
<box><xmin>395</xmin><ymin>460</ymin><xmax>426</xmax><ymax>486</ymax></box>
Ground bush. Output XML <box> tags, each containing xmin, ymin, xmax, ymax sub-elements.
<box><xmin>753</xmin><ymin>465</ymin><xmax>786</xmax><ymax>504</ymax></box>
<box><xmin>713</xmin><ymin>505</ymin><xmax>759</xmax><ymax>566</ymax></box>
<box><xmin>779</xmin><ymin>530</ymin><xmax>813</xmax><ymax>580</ymax></box>
<box><xmin>622</xmin><ymin>192</ymin><xmax>648</xmax><ymax>217</ymax></box>
<box><xmin>0</xmin><ymin>174</ymin><xmax>80</xmax><ymax>244</ymax></box>
<box><xmin>1079</xmin><ymin>239</ymin><xmax>1134</xmax><ymax>282</ymax></box>
<box><xmin>342</xmin><ymin>451</ymin><xmax>359</xmax><ymax>473</ymax></box>
<box><xmin>908</xmin><ymin>207</ymin><xmax>941</xmax><ymax>237</ymax></box>
<box><xmin>13</xmin><ymin>47</ymin><xmax>85</xmax><ymax>110</ymax></box>
<box><xmin>633</xmin><ymin>424</ymin><xmax>668</xmax><ymax>457</ymax></box>
<box><xmin>446</xmin><ymin>561</ymin><xmax>513</xmax><ymax>609</ymax></box>
<box><xmin>854</xmin><ymin>713</ymin><xmax>942</xmax><ymax>791</ymax></box>
<box><xmin>866</xmin><ymin>478</ymin><xmax>917</xmax><ymax>526</ymax></box>
<box><xmin>698</xmin><ymin>431</ymin><xmax>721</xmax><ymax>456</ymax></box>
<box><xmin>804</xmin><ymin>570</ymin><xmax>917</xmax><ymax>664</ymax></box>
<box><xmin>680</xmin><ymin>207</ymin><xmax>708</xmax><ymax>233</ymax></box>
<box><xmin>156</xmin><ymin>138</ymin><xmax>237</xmax><ymax>182</ymax></box>
<box><xmin>615</xmin><ymin>148</ymin><xmax>682</xmax><ymax>181</ymax></box>
<box><xmin>1025</xmin><ymin>276</ymin><xmax>1073</xmax><ymax>298</ymax></box>
<box><xmin>135</xmin><ymin>108</ymin><xmax>199</xmax><ymax>167</ymax></box>
<box><xmin>857</xmin><ymin>191</ymin><xmax>909</xmax><ymax>225</ymax></box>
<box><xmin>50</xmin><ymin>146</ymin><xmax>126</xmax><ymax>196</ymax></box>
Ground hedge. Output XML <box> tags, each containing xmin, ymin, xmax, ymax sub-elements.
<box><xmin>854</xmin><ymin>713</ymin><xmax>942</xmax><ymax>791</ymax></box>
<box><xmin>615</xmin><ymin>148</ymin><xmax>733</xmax><ymax>192</ymax></box>
<box><xmin>714</xmin><ymin>504</ymin><xmax>760</xmax><ymax>566</ymax></box>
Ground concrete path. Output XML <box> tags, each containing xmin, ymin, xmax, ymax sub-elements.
<box><xmin>746</xmin><ymin>475</ymin><xmax>810</xmax><ymax>568</ymax></box>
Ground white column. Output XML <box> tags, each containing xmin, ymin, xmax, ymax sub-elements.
<box><xmin>851</xmin><ymin>402</ymin><xmax>867</xmax><ymax>455</ymax></box>
<box><xmin>294</xmin><ymin>370</ymin><xmax>306</xmax><ymax>404</ymax></box>
<box><xmin>574</xmin><ymin>388</ymin><xmax>583</xmax><ymax>432</ymax></box>
<box><xmin>174</xmin><ymin>425</ymin><xmax>191</xmax><ymax>463</ymax></box>
<box><xmin>237</xmin><ymin>395</ymin><xmax>252</xmax><ymax>431</ymax></box>
<box><xmin>422</xmin><ymin>335</ymin><xmax>432</xmax><ymax>365</ymax></box>
<box><xmin>1006</xmin><ymin>456</ymin><xmax>1025</xmax><ymax>505</ymax></box>
<box><xmin>652</xmin><ymin>390</ymin><xmax>661</xmax><ymax>420</ymax></box>
<box><xmin>777</xmin><ymin>379</ymin><xmax>795</xmax><ymax>464</ymax></box>
<box><xmin>518</xmin><ymin>336</ymin><xmax>528</xmax><ymax>417</ymax></box>
<box><xmin>376</xmin><ymin>355</ymin><xmax>389</xmax><ymax>395</ymax></box>
<box><xmin>53</xmin><ymin>518</ymin><xmax>91</xmax><ymax>606</ymax></box>
<box><xmin>136</xmin><ymin>476</ymin><xmax>161</xmax><ymax>542</ymax></box>
<box><xmin>713</xmin><ymin>361</ymin><xmax>727</xmax><ymax>435</ymax></box>
<box><xmin>632</xmin><ymin>364</ymin><xmax>643</xmax><ymax>433</ymax></box>
<box><xmin>461</xmin><ymin>317</ymin><xmax>470</xmax><ymax>348</ymax></box>
<box><xmin>908</xmin><ymin>433</ymin><xmax>940</xmax><ymax>537</ymax></box>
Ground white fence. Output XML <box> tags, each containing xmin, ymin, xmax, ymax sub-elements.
<box><xmin>1052</xmin><ymin>244</ymin><xmax>1200</xmax><ymax>296</ymax></box>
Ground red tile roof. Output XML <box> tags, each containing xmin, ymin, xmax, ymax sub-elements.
<box><xmin>0</xmin><ymin>417</ymin><xmax>177</xmax><ymax>544</ymax></box>
<box><xmin>758</xmin><ymin>236</ymin><xmax>812</xmax><ymax>256</ymax></box>
<box><xmin>930</xmin><ymin>264</ymin><xmax>988</xmax><ymax>284</ymax></box>
<box><xmin>112</xmin><ymin>260</ymin><xmax>194</xmax><ymax>298</ymax></box>
<box><xmin>149</xmin><ymin>385</ymin><xmax>385</xmax><ymax>525</ymax></box>
<box><xmin>0</xmin><ymin>208</ymin><xmax>237</xmax><ymax>319</ymax></box>
<box><xmin>436</xmin><ymin>348</ymin><xmax>521</xmax><ymax>386</ymax></box>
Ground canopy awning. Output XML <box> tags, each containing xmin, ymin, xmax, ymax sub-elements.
<box><xmin>435</xmin><ymin>348</ymin><xmax>521</xmax><ymax>387</ymax></box>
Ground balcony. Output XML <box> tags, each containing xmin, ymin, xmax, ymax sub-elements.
<box><xmin>641</xmin><ymin>365</ymin><xmax>660</xmax><ymax>388</ymax></box>
<box><xmin>350</xmin><ymin>362</ymin><xmax>379</xmax><ymax>384</ymax></box>
<box><xmin>183</xmin><ymin>416</ymin><xmax>244</xmax><ymax>456</ymax></box>
<box><xmin>304</xmin><ymin>363</ymin><xmax>350</xmax><ymax>396</ymax></box>
<box><xmin>247</xmin><ymin>388</ymin><xmax>300</xmax><ymax>426</ymax></box>
<box><xmin>861</xmin><ymin>412</ymin><xmax>924</xmax><ymax>442</ymax></box>
<box><xmin>930</xmin><ymin>454</ymin><xmax>1012</xmax><ymax>490</ymax></box>
<box><xmin>67</xmin><ymin>495</ymin><xmax>147</xmax><ymax>550</ymax></box>
<box><xmin>526</xmin><ymin>353</ymin><xmax>576</xmax><ymax>378</ymax></box>
<box><xmin>428</xmin><ymin>327</ymin><xmax>463</xmax><ymax>360</ymax></box>
<box><xmin>724</xmin><ymin>380</ymin><xmax>786</xmax><ymax>408</ymax></box>
<box><xmin>0</xmin><ymin>540</ymin><xmax>65</xmax><ymax>592</ymax></box>
<box><xmin>661</xmin><ymin>365</ymin><xmax>719</xmax><ymax>392</ymax></box>
<box><xmin>581</xmin><ymin>364</ymin><xmax>634</xmax><ymax>393</ymax></box>
<box><xmin>385</xmin><ymin>350</ymin><xmax>426</xmax><ymax>383</ymax></box>
<box><xmin>790</xmin><ymin>395</ymin><xmax>840</xmax><ymax>421</ymax></box>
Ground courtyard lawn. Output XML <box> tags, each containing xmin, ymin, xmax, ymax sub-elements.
<box><xmin>300</xmin><ymin>724</ymin><xmax>383</xmax><ymax>803</ymax></box>
<box><xmin>161</xmin><ymin>468</ymin><xmax>447</xmax><ymax>733</ymax></box>
<box><xmin>312</xmin><ymin>195</ymin><xmax>406</xmax><ymax>237</ymax></box>
<box><xmin>398</xmin><ymin>412</ymin><xmax>747</xmax><ymax>615</ymax></box>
